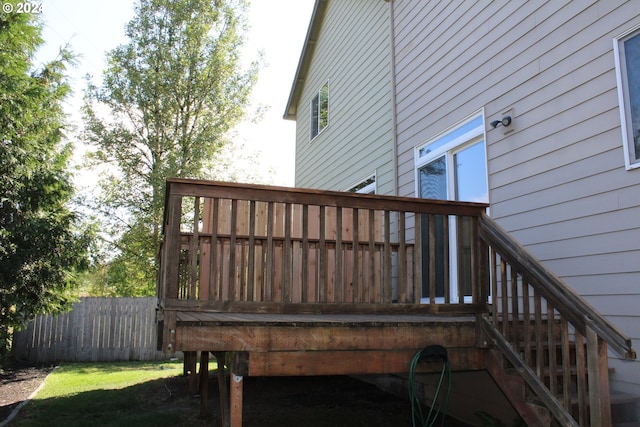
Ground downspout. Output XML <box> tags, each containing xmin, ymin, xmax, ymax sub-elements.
<box><xmin>388</xmin><ymin>0</ymin><xmax>399</xmax><ymax>196</ymax></box>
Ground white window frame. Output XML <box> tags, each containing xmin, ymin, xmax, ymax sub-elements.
<box><xmin>310</xmin><ymin>81</ymin><xmax>329</xmax><ymax>141</ymax></box>
<box><xmin>346</xmin><ymin>173</ymin><xmax>376</xmax><ymax>194</ymax></box>
<box><xmin>614</xmin><ymin>23</ymin><xmax>640</xmax><ymax>170</ymax></box>
<box><xmin>413</xmin><ymin>110</ymin><xmax>487</xmax><ymax>304</ymax></box>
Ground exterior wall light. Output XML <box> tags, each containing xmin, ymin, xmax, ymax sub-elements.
<box><xmin>490</xmin><ymin>116</ymin><xmax>512</xmax><ymax>128</ymax></box>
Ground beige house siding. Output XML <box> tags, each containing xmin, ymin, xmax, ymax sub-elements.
<box><xmin>291</xmin><ymin>0</ymin><xmax>394</xmax><ymax>194</ymax></box>
<box><xmin>393</xmin><ymin>0</ymin><xmax>640</xmax><ymax>394</ymax></box>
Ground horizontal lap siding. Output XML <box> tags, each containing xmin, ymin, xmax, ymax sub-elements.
<box><xmin>294</xmin><ymin>0</ymin><xmax>393</xmax><ymax>195</ymax></box>
<box><xmin>393</xmin><ymin>0</ymin><xmax>640</xmax><ymax>392</ymax></box>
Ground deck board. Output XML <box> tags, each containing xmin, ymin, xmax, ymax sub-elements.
<box><xmin>175</xmin><ymin>311</ymin><xmax>475</xmax><ymax>326</ymax></box>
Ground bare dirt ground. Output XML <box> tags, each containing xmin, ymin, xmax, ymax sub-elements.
<box><xmin>0</xmin><ymin>364</ymin><xmax>54</xmax><ymax>422</ymax></box>
<box><xmin>1</xmin><ymin>364</ymin><xmax>472</xmax><ymax>426</ymax></box>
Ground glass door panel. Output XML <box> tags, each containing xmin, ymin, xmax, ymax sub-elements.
<box><xmin>454</xmin><ymin>141</ymin><xmax>488</xmax><ymax>299</ymax></box>
<box><xmin>418</xmin><ymin>156</ymin><xmax>447</xmax><ymax>299</ymax></box>
<box><xmin>454</xmin><ymin>141</ymin><xmax>488</xmax><ymax>203</ymax></box>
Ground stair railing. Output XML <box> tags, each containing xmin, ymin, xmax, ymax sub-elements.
<box><xmin>478</xmin><ymin>213</ymin><xmax>636</xmax><ymax>426</ymax></box>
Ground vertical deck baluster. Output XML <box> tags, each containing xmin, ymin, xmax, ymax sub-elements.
<box><xmin>534</xmin><ymin>289</ymin><xmax>544</xmax><ymax>378</ymax></box>
<box><xmin>471</xmin><ymin>216</ymin><xmax>484</xmax><ymax>304</ymax></box>
<box><xmin>383</xmin><ymin>210</ymin><xmax>391</xmax><ymax>303</ymax></box>
<box><xmin>335</xmin><ymin>207</ymin><xmax>343</xmax><ymax>303</ymax></box>
<box><xmin>319</xmin><ymin>206</ymin><xmax>326</xmax><ymax>302</ymax></box>
<box><xmin>500</xmin><ymin>259</ymin><xmax>509</xmax><ymax>338</ymax></box>
<box><xmin>510</xmin><ymin>267</ymin><xmax>520</xmax><ymax>350</ymax></box>
<box><xmin>210</xmin><ymin>198</ymin><xmax>220</xmax><ymax>301</ymax></box>
<box><xmin>283</xmin><ymin>203</ymin><xmax>292</xmax><ymax>303</ymax></box>
<box><xmin>189</xmin><ymin>197</ymin><xmax>200</xmax><ymax>299</ymax></box>
<box><xmin>398</xmin><ymin>212</ymin><xmax>406</xmax><ymax>303</ymax></box>
<box><xmin>547</xmin><ymin>304</ymin><xmax>557</xmax><ymax>396</ymax></box>
<box><xmin>490</xmin><ymin>249</ymin><xmax>498</xmax><ymax>326</ymax></box>
<box><xmin>198</xmin><ymin>200</ymin><xmax>212</xmax><ymax>301</ymax></box>
<box><xmin>414</xmin><ymin>213</ymin><xmax>422</xmax><ymax>305</ymax></box>
<box><xmin>443</xmin><ymin>216</ymin><xmax>450</xmax><ymax>303</ymax></box>
<box><xmin>265</xmin><ymin>202</ymin><xmax>274</xmax><ymax>302</ymax></box>
<box><xmin>247</xmin><ymin>201</ymin><xmax>256</xmax><ymax>302</ymax></box>
<box><xmin>352</xmin><ymin>208</ymin><xmax>360</xmax><ymax>303</ymax></box>
<box><xmin>228</xmin><ymin>199</ymin><xmax>237</xmax><ymax>301</ymax></box>
<box><xmin>301</xmin><ymin>205</ymin><xmax>309</xmax><ymax>303</ymax></box>
<box><xmin>522</xmin><ymin>280</ymin><xmax>531</xmax><ymax>367</ymax></box>
<box><xmin>368</xmin><ymin>209</ymin><xmax>375</xmax><ymax>303</ymax></box>
<box><xmin>456</xmin><ymin>217</ymin><xmax>464</xmax><ymax>304</ymax></box>
<box><xmin>560</xmin><ymin>317</ymin><xmax>571</xmax><ymax>410</ymax></box>
<box><xmin>428</xmin><ymin>214</ymin><xmax>436</xmax><ymax>304</ymax></box>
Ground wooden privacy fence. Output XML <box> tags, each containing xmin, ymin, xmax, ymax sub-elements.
<box><xmin>13</xmin><ymin>297</ymin><xmax>176</xmax><ymax>363</ymax></box>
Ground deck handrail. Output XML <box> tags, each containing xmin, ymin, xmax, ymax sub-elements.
<box><xmin>478</xmin><ymin>214</ymin><xmax>635</xmax><ymax>360</ymax></box>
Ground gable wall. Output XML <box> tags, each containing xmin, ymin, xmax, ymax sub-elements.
<box><xmin>393</xmin><ymin>0</ymin><xmax>640</xmax><ymax>393</ymax></box>
<box><xmin>294</xmin><ymin>0</ymin><xmax>393</xmax><ymax>193</ymax></box>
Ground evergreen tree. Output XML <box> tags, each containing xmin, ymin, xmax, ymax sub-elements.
<box><xmin>0</xmin><ymin>4</ymin><xmax>89</xmax><ymax>362</ymax></box>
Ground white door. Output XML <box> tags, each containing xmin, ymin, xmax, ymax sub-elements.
<box><xmin>416</xmin><ymin>113</ymin><xmax>488</xmax><ymax>302</ymax></box>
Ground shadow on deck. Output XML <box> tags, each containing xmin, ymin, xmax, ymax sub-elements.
<box><xmin>157</xmin><ymin>178</ymin><xmax>635</xmax><ymax>427</ymax></box>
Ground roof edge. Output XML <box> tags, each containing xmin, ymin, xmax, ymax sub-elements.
<box><xmin>283</xmin><ymin>0</ymin><xmax>328</xmax><ymax>121</ymax></box>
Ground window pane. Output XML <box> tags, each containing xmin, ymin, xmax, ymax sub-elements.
<box><xmin>419</xmin><ymin>156</ymin><xmax>447</xmax><ymax>200</ymax></box>
<box><xmin>454</xmin><ymin>141</ymin><xmax>488</xmax><ymax>203</ymax></box>
<box><xmin>624</xmin><ymin>33</ymin><xmax>640</xmax><ymax>160</ymax></box>
<box><xmin>419</xmin><ymin>115</ymin><xmax>483</xmax><ymax>157</ymax></box>
<box><xmin>319</xmin><ymin>83</ymin><xmax>328</xmax><ymax>132</ymax></box>
<box><xmin>310</xmin><ymin>93</ymin><xmax>319</xmax><ymax>139</ymax></box>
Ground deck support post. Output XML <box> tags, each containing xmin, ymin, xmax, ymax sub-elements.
<box><xmin>229</xmin><ymin>352</ymin><xmax>248</xmax><ymax>427</ymax></box>
<box><xmin>186</xmin><ymin>351</ymin><xmax>198</xmax><ymax>395</ymax></box>
<box><xmin>230</xmin><ymin>373</ymin><xmax>244</xmax><ymax>427</ymax></box>
<box><xmin>213</xmin><ymin>352</ymin><xmax>230</xmax><ymax>427</ymax></box>
<box><xmin>199</xmin><ymin>351</ymin><xmax>209</xmax><ymax>417</ymax></box>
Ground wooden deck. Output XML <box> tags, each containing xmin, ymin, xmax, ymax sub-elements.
<box><xmin>157</xmin><ymin>178</ymin><xmax>635</xmax><ymax>427</ymax></box>
<box><xmin>172</xmin><ymin>312</ymin><xmax>482</xmax><ymax>376</ymax></box>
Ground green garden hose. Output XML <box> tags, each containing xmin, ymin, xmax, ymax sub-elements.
<box><xmin>408</xmin><ymin>345</ymin><xmax>452</xmax><ymax>427</ymax></box>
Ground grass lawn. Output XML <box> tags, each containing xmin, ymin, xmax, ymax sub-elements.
<box><xmin>9</xmin><ymin>361</ymin><xmax>475</xmax><ymax>427</ymax></box>
<box><xmin>11</xmin><ymin>360</ymin><xmax>209</xmax><ymax>427</ymax></box>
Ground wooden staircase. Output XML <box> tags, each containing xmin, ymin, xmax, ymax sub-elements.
<box><xmin>478</xmin><ymin>215</ymin><xmax>637</xmax><ymax>426</ymax></box>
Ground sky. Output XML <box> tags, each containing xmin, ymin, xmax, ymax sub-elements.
<box><xmin>36</xmin><ymin>0</ymin><xmax>316</xmax><ymax>186</ymax></box>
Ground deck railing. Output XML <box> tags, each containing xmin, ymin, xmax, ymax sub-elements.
<box><xmin>478</xmin><ymin>214</ymin><xmax>636</xmax><ymax>426</ymax></box>
<box><xmin>157</xmin><ymin>179</ymin><xmax>636</xmax><ymax>426</ymax></box>
<box><xmin>158</xmin><ymin>178</ymin><xmax>489</xmax><ymax>314</ymax></box>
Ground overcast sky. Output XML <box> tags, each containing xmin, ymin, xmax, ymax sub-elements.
<box><xmin>37</xmin><ymin>0</ymin><xmax>315</xmax><ymax>186</ymax></box>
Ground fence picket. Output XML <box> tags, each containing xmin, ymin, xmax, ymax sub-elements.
<box><xmin>12</xmin><ymin>297</ymin><xmax>176</xmax><ymax>363</ymax></box>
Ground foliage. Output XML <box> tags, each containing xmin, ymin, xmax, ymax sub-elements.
<box><xmin>83</xmin><ymin>0</ymin><xmax>259</xmax><ymax>296</ymax></box>
<box><xmin>0</xmin><ymin>4</ymin><xmax>90</xmax><ymax>363</ymax></box>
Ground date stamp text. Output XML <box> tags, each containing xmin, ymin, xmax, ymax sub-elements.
<box><xmin>2</xmin><ymin>2</ymin><xmax>44</xmax><ymax>14</ymax></box>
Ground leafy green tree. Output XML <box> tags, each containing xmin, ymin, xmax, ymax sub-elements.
<box><xmin>0</xmin><ymin>5</ymin><xmax>90</xmax><ymax>362</ymax></box>
<box><xmin>83</xmin><ymin>0</ymin><xmax>259</xmax><ymax>295</ymax></box>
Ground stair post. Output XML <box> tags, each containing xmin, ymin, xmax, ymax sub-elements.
<box><xmin>586</xmin><ymin>321</ymin><xmax>612</xmax><ymax>427</ymax></box>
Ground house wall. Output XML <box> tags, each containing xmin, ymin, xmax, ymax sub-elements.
<box><xmin>393</xmin><ymin>0</ymin><xmax>640</xmax><ymax>394</ymax></box>
<box><xmin>293</xmin><ymin>0</ymin><xmax>394</xmax><ymax>194</ymax></box>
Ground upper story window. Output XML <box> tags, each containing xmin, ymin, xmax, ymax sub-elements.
<box><xmin>310</xmin><ymin>82</ymin><xmax>329</xmax><ymax>140</ymax></box>
<box><xmin>614</xmin><ymin>25</ymin><xmax>640</xmax><ymax>170</ymax></box>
